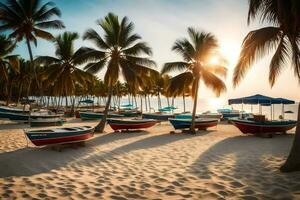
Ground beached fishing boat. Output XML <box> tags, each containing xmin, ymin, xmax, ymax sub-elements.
<box><xmin>118</xmin><ymin>110</ymin><xmax>141</xmax><ymax>117</ymax></box>
<box><xmin>142</xmin><ymin>113</ymin><xmax>175</xmax><ymax>121</ymax></box>
<box><xmin>29</xmin><ymin>118</ymin><xmax>66</xmax><ymax>127</ymax></box>
<box><xmin>0</xmin><ymin>106</ymin><xmax>29</xmax><ymax>114</ymax></box>
<box><xmin>0</xmin><ymin>111</ymin><xmax>29</xmax><ymax>121</ymax></box>
<box><xmin>230</xmin><ymin>118</ymin><xmax>297</xmax><ymax>135</ymax></box>
<box><xmin>169</xmin><ymin>118</ymin><xmax>219</xmax><ymax>130</ymax></box>
<box><xmin>79</xmin><ymin>112</ymin><xmax>124</xmax><ymax>120</ymax></box>
<box><xmin>0</xmin><ymin>111</ymin><xmax>62</xmax><ymax>122</ymax></box>
<box><xmin>107</xmin><ymin>118</ymin><xmax>158</xmax><ymax>131</ymax></box>
<box><xmin>198</xmin><ymin>111</ymin><xmax>223</xmax><ymax>119</ymax></box>
<box><xmin>217</xmin><ymin>108</ymin><xmax>242</xmax><ymax>120</ymax></box>
<box><xmin>24</xmin><ymin>126</ymin><xmax>95</xmax><ymax>146</ymax></box>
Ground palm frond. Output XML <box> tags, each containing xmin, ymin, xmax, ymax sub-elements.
<box><xmin>35</xmin><ymin>56</ymin><xmax>60</xmax><ymax>65</ymax></box>
<box><xmin>83</xmin><ymin>58</ymin><xmax>107</xmax><ymax>74</ymax></box>
<box><xmin>83</xmin><ymin>28</ymin><xmax>110</xmax><ymax>50</ymax></box>
<box><xmin>33</xmin><ymin>28</ymin><xmax>54</xmax><ymax>41</ymax></box>
<box><xmin>35</xmin><ymin>20</ymin><xmax>65</xmax><ymax>29</ymax></box>
<box><xmin>201</xmin><ymin>68</ymin><xmax>227</xmax><ymax>97</ymax></box>
<box><xmin>233</xmin><ymin>26</ymin><xmax>281</xmax><ymax>87</ymax></box>
<box><xmin>161</xmin><ymin>62</ymin><xmax>189</xmax><ymax>74</ymax></box>
<box><xmin>122</xmin><ymin>42</ymin><xmax>152</xmax><ymax>56</ymax></box>
<box><xmin>269</xmin><ymin>36</ymin><xmax>290</xmax><ymax>86</ymax></box>
<box><xmin>167</xmin><ymin>72</ymin><xmax>193</xmax><ymax>97</ymax></box>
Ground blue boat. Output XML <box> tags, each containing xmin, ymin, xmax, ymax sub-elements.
<box><xmin>142</xmin><ymin>113</ymin><xmax>175</xmax><ymax>121</ymax></box>
<box><xmin>0</xmin><ymin>106</ymin><xmax>29</xmax><ymax>114</ymax></box>
<box><xmin>0</xmin><ymin>111</ymin><xmax>62</xmax><ymax>122</ymax></box>
<box><xmin>169</xmin><ymin>118</ymin><xmax>219</xmax><ymax>130</ymax></box>
<box><xmin>217</xmin><ymin>108</ymin><xmax>242</xmax><ymax>120</ymax></box>
<box><xmin>79</xmin><ymin>112</ymin><xmax>124</xmax><ymax>120</ymax></box>
<box><xmin>0</xmin><ymin>111</ymin><xmax>29</xmax><ymax>121</ymax></box>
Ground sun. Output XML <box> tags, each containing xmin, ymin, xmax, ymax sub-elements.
<box><xmin>209</xmin><ymin>56</ymin><xmax>220</xmax><ymax>65</ymax></box>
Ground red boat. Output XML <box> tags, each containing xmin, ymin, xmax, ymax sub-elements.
<box><xmin>230</xmin><ymin>118</ymin><xmax>297</xmax><ymax>134</ymax></box>
<box><xmin>24</xmin><ymin>126</ymin><xmax>95</xmax><ymax>146</ymax></box>
<box><xmin>107</xmin><ymin>118</ymin><xmax>158</xmax><ymax>131</ymax></box>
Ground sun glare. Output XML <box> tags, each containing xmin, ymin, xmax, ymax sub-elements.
<box><xmin>209</xmin><ymin>56</ymin><xmax>219</xmax><ymax>65</ymax></box>
<box><xmin>209</xmin><ymin>98</ymin><xmax>224</xmax><ymax>110</ymax></box>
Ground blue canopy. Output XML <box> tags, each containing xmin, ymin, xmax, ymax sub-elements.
<box><xmin>229</xmin><ymin>94</ymin><xmax>275</xmax><ymax>105</ymax></box>
<box><xmin>228</xmin><ymin>94</ymin><xmax>294</xmax><ymax>105</ymax></box>
<box><xmin>274</xmin><ymin>98</ymin><xmax>295</xmax><ymax>104</ymax></box>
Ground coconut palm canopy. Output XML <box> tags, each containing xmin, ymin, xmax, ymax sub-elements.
<box><xmin>233</xmin><ymin>0</ymin><xmax>300</xmax><ymax>87</ymax></box>
<box><xmin>35</xmin><ymin>32</ymin><xmax>92</xmax><ymax>96</ymax></box>
<box><xmin>0</xmin><ymin>0</ymin><xmax>65</xmax><ymax>46</ymax></box>
<box><xmin>80</xmin><ymin>12</ymin><xmax>157</xmax><ymax>87</ymax></box>
<box><xmin>162</xmin><ymin>27</ymin><xmax>227</xmax><ymax>98</ymax></box>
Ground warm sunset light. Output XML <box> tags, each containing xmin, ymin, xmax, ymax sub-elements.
<box><xmin>0</xmin><ymin>0</ymin><xmax>299</xmax><ymax>199</ymax></box>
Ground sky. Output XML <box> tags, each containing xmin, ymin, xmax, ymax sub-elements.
<box><xmin>12</xmin><ymin>0</ymin><xmax>300</xmax><ymax>101</ymax></box>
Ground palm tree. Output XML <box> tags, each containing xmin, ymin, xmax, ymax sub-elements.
<box><xmin>162</xmin><ymin>27</ymin><xmax>227</xmax><ymax>133</ymax></box>
<box><xmin>233</xmin><ymin>0</ymin><xmax>300</xmax><ymax>172</ymax></box>
<box><xmin>0</xmin><ymin>35</ymin><xmax>19</xmax><ymax>105</ymax></box>
<box><xmin>80</xmin><ymin>13</ymin><xmax>156</xmax><ymax>132</ymax></box>
<box><xmin>35</xmin><ymin>32</ymin><xmax>92</xmax><ymax>110</ymax></box>
<box><xmin>0</xmin><ymin>0</ymin><xmax>65</xmax><ymax>92</ymax></box>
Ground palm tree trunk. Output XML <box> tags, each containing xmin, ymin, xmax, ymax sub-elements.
<box><xmin>190</xmin><ymin>78</ymin><xmax>199</xmax><ymax>133</ymax></box>
<box><xmin>148</xmin><ymin>95</ymin><xmax>151</xmax><ymax>110</ymax></box>
<box><xmin>17</xmin><ymin>84</ymin><xmax>23</xmax><ymax>104</ymax></box>
<box><xmin>95</xmin><ymin>85</ymin><xmax>113</xmax><ymax>133</ymax></box>
<box><xmin>280</xmin><ymin>103</ymin><xmax>300</xmax><ymax>172</ymax></box>
<box><xmin>183</xmin><ymin>93</ymin><xmax>186</xmax><ymax>113</ymax></box>
<box><xmin>140</xmin><ymin>95</ymin><xmax>143</xmax><ymax>112</ymax></box>
<box><xmin>144</xmin><ymin>95</ymin><xmax>148</xmax><ymax>111</ymax></box>
<box><xmin>25</xmin><ymin>38</ymin><xmax>41</xmax><ymax>95</ymax></box>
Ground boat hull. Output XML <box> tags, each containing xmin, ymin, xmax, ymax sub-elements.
<box><xmin>0</xmin><ymin>111</ymin><xmax>29</xmax><ymax>121</ymax></box>
<box><xmin>231</xmin><ymin>119</ymin><xmax>297</xmax><ymax>134</ymax></box>
<box><xmin>79</xmin><ymin>112</ymin><xmax>124</xmax><ymax>120</ymax></box>
<box><xmin>0</xmin><ymin>106</ymin><xmax>29</xmax><ymax>114</ymax></box>
<box><xmin>29</xmin><ymin>119</ymin><xmax>65</xmax><ymax>127</ymax></box>
<box><xmin>25</xmin><ymin>127</ymin><xmax>94</xmax><ymax>146</ymax></box>
<box><xmin>169</xmin><ymin>118</ymin><xmax>219</xmax><ymax>130</ymax></box>
<box><xmin>107</xmin><ymin>119</ymin><xmax>157</xmax><ymax>131</ymax></box>
<box><xmin>142</xmin><ymin>113</ymin><xmax>175</xmax><ymax>121</ymax></box>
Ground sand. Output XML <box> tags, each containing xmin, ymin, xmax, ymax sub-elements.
<box><xmin>0</xmin><ymin>119</ymin><xmax>300</xmax><ymax>200</ymax></box>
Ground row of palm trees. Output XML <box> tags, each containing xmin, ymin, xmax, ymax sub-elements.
<box><xmin>0</xmin><ymin>0</ymin><xmax>300</xmax><ymax>172</ymax></box>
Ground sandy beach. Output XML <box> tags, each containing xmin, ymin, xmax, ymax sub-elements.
<box><xmin>0</xmin><ymin>120</ymin><xmax>299</xmax><ymax>200</ymax></box>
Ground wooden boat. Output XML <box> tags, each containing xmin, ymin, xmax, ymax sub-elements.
<box><xmin>0</xmin><ymin>111</ymin><xmax>29</xmax><ymax>121</ymax></box>
<box><xmin>29</xmin><ymin>118</ymin><xmax>66</xmax><ymax>127</ymax></box>
<box><xmin>0</xmin><ymin>106</ymin><xmax>29</xmax><ymax>114</ymax></box>
<box><xmin>198</xmin><ymin>111</ymin><xmax>223</xmax><ymax>119</ymax></box>
<box><xmin>217</xmin><ymin>109</ymin><xmax>242</xmax><ymax>120</ymax></box>
<box><xmin>142</xmin><ymin>113</ymin><xmax>175</xmax><ymax>121</ymax></box>
<box><xmin>79</xmin><ymin>112</ymin><xmax>124</xmax><ymax>120</ymax></box>
<box><xmin>230</xmin><ymin>118</ymin><xmax>297</xmax><ymax>134</ymax></box>
<box><xmin>30</xmin><ymin>112</ymin><xmax>62</xmax><ymax>119</ymax></box>
<box><xmin>117</xmin><ymin>110</ymin><xmax>142</xmax><ymax>117</ymax></box>
<box><xmin>169</xmin><ymin>118</ymin><xmax>219</xmax><ymax>130</ymax></box>
<box><xmin>24</xmin><ymin>126</ymin><xmax>94</xmax><ymax>146</ymax></box>
<box><xmin>0</xmin><ymin>109</ymin><xmax>62</xmax><ymax>121</ymax></box>
<box><xmin>107</xmin><ymin>118</ymin><xmax>158</xmax><ymax>131</ymax></box>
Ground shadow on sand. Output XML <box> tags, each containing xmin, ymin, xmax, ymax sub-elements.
<box><xmin>188</xmin><ymin>134</ymin><xmax>300</xmax><ymax>198</ymax></box>
<box><xmin>0</xmin><ymin>129</ymin><xmax>211</xmax><ymax>178</ymax></box>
